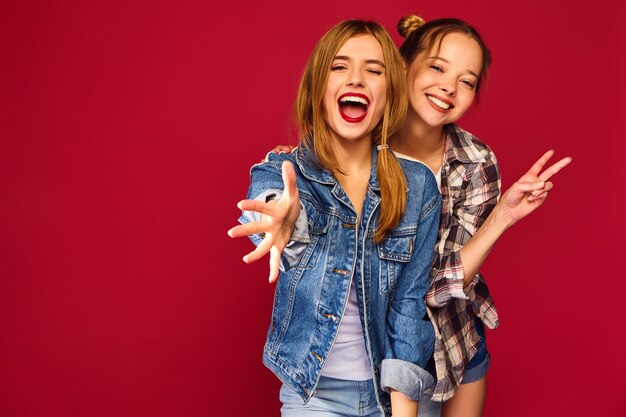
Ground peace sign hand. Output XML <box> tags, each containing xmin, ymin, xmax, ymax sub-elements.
<box><xmin>497</xmin><ymin>150</ymin><xmax>572</xmax><ymax>226</ymax></box>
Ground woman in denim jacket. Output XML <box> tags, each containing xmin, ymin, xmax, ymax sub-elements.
<box><xmin>229</xmin><ymin>20</ymin><xmax>441</xmax><ymax>417</ymax></box>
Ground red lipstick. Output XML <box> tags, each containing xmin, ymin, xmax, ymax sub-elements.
<box><xmin>338</xmin><ymin>93</ymin><xmax>370</xmax><ymax>123</ymax></box>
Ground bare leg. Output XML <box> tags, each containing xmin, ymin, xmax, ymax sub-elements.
<box><xmin>440</xmin><ymin>376</ymin><xmax>486</xmax><ymax>417</ymax></box>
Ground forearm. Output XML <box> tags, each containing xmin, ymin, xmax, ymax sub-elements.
<box><xmin>458</xmin><ymin>149</ymin><xmax>573</xmax><ymax>287</ymax></box>
<box><xmin>390</xmin><ymin>390</ymin><xmax>418</xmax><ymax>417</ymax></box>
<box><xmin>459</xmin><ymin>203</ymin><xmax>515</xmax><ymax>286</ymax></box>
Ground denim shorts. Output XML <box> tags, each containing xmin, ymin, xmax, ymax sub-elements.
<box><xmin>280</xmin><ymin>375</ymin><xmax>442</xmax><ymax>417</ymax></box>
<box><xmin>461</xmin><ymin>317</ymin><xmax>491</xmax><ymax>384</ymax></box>
<box><xmin>280</xmin><ymin>376</ymin><xmax>383</xmax><ymax>417</ymax></box>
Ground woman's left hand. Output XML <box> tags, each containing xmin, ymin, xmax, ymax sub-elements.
<box><xmin>496</xmin><ymin>150</ymin><xmax>572</xmax><ymax>227</ymax></box>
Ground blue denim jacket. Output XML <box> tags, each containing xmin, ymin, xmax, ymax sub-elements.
<box><xmin>239</xmin><ymin>145</ymin><xmax>440</xmax><ymax>415</ymax></box>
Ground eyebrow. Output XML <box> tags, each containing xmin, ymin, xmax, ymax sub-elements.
<box><xmin>334</xmin><ymin>55</ymin><xmax>386</xmax><ymax>68</ymax></box>
<box><xmin>428</xmin><ymin>56</ymin><xmax>479</xmax><ymax>79</ymax></box>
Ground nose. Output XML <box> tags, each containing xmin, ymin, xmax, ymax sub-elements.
<box><xmin>438</xmin><ymin>76</ymin><xmax>456</xmax><ymax>96</ymax></box>
<box><xmin>346</xmin><ymin>68</ymin><xmax>365</xmax><ymax>87</ymax></box>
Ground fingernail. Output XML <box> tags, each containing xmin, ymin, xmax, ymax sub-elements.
<box><xmin>237</xmin><ymin>201</ymin><xmax>243</xmax><ymax>209</ymax></box>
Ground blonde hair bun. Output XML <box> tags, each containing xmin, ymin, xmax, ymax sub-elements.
<box><xmin>397</xmin><ymin>15</ymin><xmax>425</xmax><ymax>39</ymax></box>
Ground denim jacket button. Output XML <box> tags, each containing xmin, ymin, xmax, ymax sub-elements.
<box><xmin>322</xmin><ymin>313</ymin><xmax>339</xmax><ymax>322</ymax></box>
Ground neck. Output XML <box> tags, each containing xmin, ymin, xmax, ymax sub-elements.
<box><xmin>330</xmin><ymin>134</ymin><xmax>373</xmax><ymax>220</ymax></box>
<box><xmin>333</xmin><ymin>135</ymin><xmax>373</xmax><ymax>175</ymax></box>
<box><xmin>391</xmin><ymin>110</ymin><xmax>447</xmax><ymax>173</ymax></box>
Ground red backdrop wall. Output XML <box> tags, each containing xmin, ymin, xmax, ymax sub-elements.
<box><xmin>2</xmin><ymin>0</ymin><xmax>625</xmax><ymax>416</ymax></box>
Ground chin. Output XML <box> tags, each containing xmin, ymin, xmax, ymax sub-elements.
<box><xmin>421</xmin><ymin>115</ymin><xmax>446</xmax><ymax>128</ymax></box>
<box><xmin>337</xmin><ymin>129</ymin><xmax>369</xmax><ymax>142</ymax></box>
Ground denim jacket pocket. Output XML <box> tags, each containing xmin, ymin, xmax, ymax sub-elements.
<box><xmin>377</xmin><ymin>232</ymin><xmax>415</xmax><ymax>294</ymax></box>
<box><xmin>299</xmin><ymin>207</ymin><xmax>330</xmax><ymax>270</ymax></box>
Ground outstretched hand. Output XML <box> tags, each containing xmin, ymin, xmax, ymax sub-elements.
<box><xmin>228</xmin><ymin>161</ymin><xmax>301</xmax><ymax>283</ymax></box>
<box><xmin>497</xmin><ymin>150</ymin><xmax>572</xmax><ymax>226</ymax></box>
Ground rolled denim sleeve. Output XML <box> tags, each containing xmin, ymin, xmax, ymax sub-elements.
<box><xmin>380</xmin><ymin>360</ymin><xmax>435</xmax><ymax>400</ymax></box>
<box><xmin>380</xmin><ymin>171</ymin><xmax>441</xmax><ymax>401</ymax></box>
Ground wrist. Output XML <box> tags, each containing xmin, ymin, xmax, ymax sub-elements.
<box><xmin>490</xmin><ymin>203</ymin><xmax>516</xmax><ymax>231</ymax></box>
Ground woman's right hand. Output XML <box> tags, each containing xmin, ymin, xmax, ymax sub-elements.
<box><xmin>259</xmin><ymin>145</ymin><xmax>296</xmax><ymax>163</ymax></box>
<box><xmin>227</xmin><ymin>161</ymin><xmax>300</xmax><ymax>283</ymax></box>
<box><xmin>271</xmin><ymin>145</ymin><xmax>295</xmax><ymax>154</ymax></box>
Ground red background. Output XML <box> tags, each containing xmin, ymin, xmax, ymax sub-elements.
<box><xmin>2</xmin><ymin>0</ymin><xmax>625</xmax><ymax>416</ymax></box>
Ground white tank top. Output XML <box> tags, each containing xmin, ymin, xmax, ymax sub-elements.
<box><xmin>321</xmin><ymin>282</ymin><xmax>373</xmax><ymax>380</ymax></box>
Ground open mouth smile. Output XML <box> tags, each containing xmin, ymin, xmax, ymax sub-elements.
<box><xmin>426</xmin><ymin>94</ymin><xmax>454</xmax><ymax>112</ymax></box>
<box><xmin>338</xmin><ymin>93</ymin><xmax>370</xmax><ymax>123</ymax></box>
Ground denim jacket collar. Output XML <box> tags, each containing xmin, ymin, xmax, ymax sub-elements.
<box><xmin>295</xmin><ymin>141</ymin><xmax>381</xmax><ymax>192</ymax></box>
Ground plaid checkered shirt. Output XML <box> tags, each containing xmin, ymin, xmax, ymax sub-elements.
<box><xmin>426</xmin><ymin>124</ymin><xmax>501</xmax><ymax>402</ymax></box>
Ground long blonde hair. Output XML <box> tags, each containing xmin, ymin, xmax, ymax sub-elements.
<box><xmin>295</xmin><ymin>20</ymin><xmax>408</xmax><ymax>242</ymax></box>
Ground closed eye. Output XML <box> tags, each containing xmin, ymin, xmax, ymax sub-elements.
<box><xmin>429</xmin><ymin>65</ymin><xmax>443</xmax><ymax>72</ymax></box>
<box><xmin>461</xmin><ymin>80</ymin><xmax>476</xmax><ymax>89</ymax></box>
<box><xmin>331</xmin><ymin>64</ymin><xmax>347</xmax><ymax>71</ymax></box>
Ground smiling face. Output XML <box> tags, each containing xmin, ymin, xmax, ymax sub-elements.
<box><xmin>322</xmin><ymin>34</ymin><xmax>387</xmax><ymax>144</ymax></box>
<box><xmin>406</xmin><ymin>32</ymin><xmax>483</xmax><ymax>127</ymax></box>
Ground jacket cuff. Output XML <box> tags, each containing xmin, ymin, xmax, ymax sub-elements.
<box><xmin>440</xmin><ymin>250</ymin><xmax>468</xmax><ymax>301</ymax></box>
<box><xmin>426</xmin><ymin>251</ymin><xmax>468</xmax><ymax>308</ymax></box>
<box><xmin>380</xmin><ymin>359</ymin><xmax>435</xmax><ymax>401</ymax></box>
<box><xmin>462</xmin><ymin>274</ymin><xmax>480</xmax><ymax>298</ymax></box>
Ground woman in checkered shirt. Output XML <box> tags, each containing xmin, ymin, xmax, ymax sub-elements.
<box><xmin>390</xmin><ymin>15</ymin><xmax>571</xmax><ymax>417</ymax></box>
